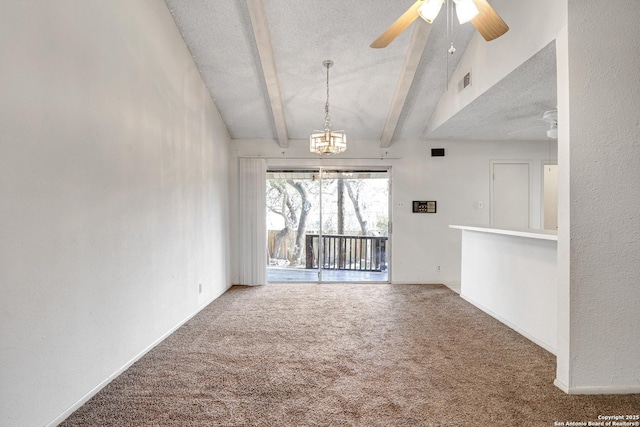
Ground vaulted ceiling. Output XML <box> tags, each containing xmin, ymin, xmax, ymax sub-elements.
<box><xmin>164</xmin><ymin>0</ymin><xmax>557</xmax><ymax>147</ymax></box>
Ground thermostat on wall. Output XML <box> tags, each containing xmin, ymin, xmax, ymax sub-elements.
<box><xmin>413</xmin><ymin>201</ymin><xmax>437</xmax><ymax>213</ymax></box>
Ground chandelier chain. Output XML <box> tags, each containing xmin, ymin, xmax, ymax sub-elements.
<box><xmin>310</xmin><ymin>59</ymin><xmax>346</xmax><ymax>155</ymax></box>
<box><xmin>324</xmin><ymin>61</ymin><xmax>331</xmax><ymax>128</ymax></box>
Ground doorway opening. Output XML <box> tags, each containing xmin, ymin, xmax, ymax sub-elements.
<box><xmin>266</xmin><ymin>168</ymin><xmax>390</xmax><ymax>283</ymax></box>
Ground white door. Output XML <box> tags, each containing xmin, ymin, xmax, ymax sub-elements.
<box><xmin>491</xmin><ymin>162</ymin><xmax>530</xmax><ymax>228</ymax></box>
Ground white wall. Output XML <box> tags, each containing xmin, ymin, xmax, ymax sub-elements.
<box><xmin>555</xmin><ymin>0</ymin><xmax>640</xmax><ymax>394</ymax></box>
<box><xmin>230</xmin><ymin>138</ymin><xmax>556</xmax><ymax>290</ymax></box>
<box><xmin>458</xmin><ymin>229</ymin><xmax>557</xmax><ymax>354</ymax></box>
<box><xmin>0</xmin><ymin>2</ymin><xmax>232</xmax><ymax>425</ymax></box>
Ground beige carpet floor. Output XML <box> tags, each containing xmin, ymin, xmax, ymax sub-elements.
<box><xmin>61</xmin><ymin>284</ymin><xmax>640</xmax><ymax>426</ymax></box>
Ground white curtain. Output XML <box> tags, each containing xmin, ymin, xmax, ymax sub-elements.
<box><xmin>238</xmin><ymin>158</ymin><xmax>267</xmax><ymax>285</ymax></box>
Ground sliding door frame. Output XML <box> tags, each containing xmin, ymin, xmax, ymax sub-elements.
<box><xmin>266</xmin><ymin>166</ymin><xmax>391</xmax><ymax>284</ymax></box>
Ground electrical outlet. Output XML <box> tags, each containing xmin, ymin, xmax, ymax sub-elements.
<box><xmin>436</xmin><ymin>265</ymin><xmax>441</xmax><ymax>272</ymax></box>
<box><xmin>198</xmin><ymin>283</ymin><xmax>202</xmax><ymax>294</ymax></box>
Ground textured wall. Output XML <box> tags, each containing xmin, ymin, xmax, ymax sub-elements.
<box><xmin>555</xmin><ymin>0</ymin><xmax>640</xmax><ymax>393</ymax></box>
<box><xmin>0</xmin><ymin>2</ymin><xmax>232</xmax><ymax>425</ymax></box>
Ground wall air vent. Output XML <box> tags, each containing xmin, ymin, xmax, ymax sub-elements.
<box><xmin>459</xmin><ymin>71</ymin><xmax>472</xmax><ymax>91</ymax></box>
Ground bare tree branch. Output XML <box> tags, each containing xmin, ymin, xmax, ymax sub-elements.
<box><xmin>345</xmin><ymin>180</ymin><xmax>368</xmax><ymax>235</ymax></box>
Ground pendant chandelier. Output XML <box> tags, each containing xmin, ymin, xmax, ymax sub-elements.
<box><xmin>310</xmin><ymin>60</ymin><xmax>347</xmax><ymax>155</ymax></box>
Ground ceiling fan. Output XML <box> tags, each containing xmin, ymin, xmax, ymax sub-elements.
<box><xmin>508</xmin><ymin>109</ymin><xmax>558</xmax><ymax>140</ymax></box>
<box><xmin>370</xmin><ymin>0</ymin><xmax>509</xmax><ymax>48</ymax></box>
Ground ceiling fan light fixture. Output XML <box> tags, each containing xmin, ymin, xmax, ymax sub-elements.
<box><xmin>543</xmin><ymin>108</ymin><xmax>558</xmax><ymax>139</ymax></box>
<box><xmin>418</xmin><ymin>0</ymin><xmax>444</xmax><ymax>24</ymax></box>
<box><xmin>310</xmin><ymin>60</ymin><xmax>347</xmax><ymax>155</ymax></box>
<box><xmin>453</xmin><ymin>0</ymin><xmax>479</xmax><ymax>24</ymax></box>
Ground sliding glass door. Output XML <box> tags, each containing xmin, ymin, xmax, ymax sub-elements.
<box><xmin>266</xmin><ymin>170</ymin><xmax>321</xmax><ymax>282</ymax></box>
<box><xmin>266</xmin><ymin>169</ymin><xmax>389</xmax><ymax>283</ymax></box>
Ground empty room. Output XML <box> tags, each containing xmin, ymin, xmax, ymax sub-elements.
<box><xmin>1</xmin><ymin>1</ymin><xmax>639</xmax><ymax>426</ymax></box>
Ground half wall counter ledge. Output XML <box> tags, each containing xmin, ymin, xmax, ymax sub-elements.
<box><xmin>450</xmin><ymin>224</ymin><xmax>558</xmax><ymax>355</ymax></box>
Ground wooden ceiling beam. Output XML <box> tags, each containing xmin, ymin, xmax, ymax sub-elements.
<box><xmin>380</xmin><ymin>19</ymin><xmax>432</xmax><ymax>148</ymax></box>
<box><xmin>246</xmin><ymin>0</ymin><xmax>289</xmax><ymax>148</ymax></box>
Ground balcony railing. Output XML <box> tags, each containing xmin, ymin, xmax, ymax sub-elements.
<box><xmin>305</xmin><ymin>234</ymin><xmax>388</xmax><ymax>272</ymax></box>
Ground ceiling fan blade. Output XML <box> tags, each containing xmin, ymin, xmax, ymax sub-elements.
<box><xmin>370</xmin><ymin>0</ymin><xmax>424</xmax><ymax>48</ymax></box>
<box><xmin>470</xmin><ymin>0</ymin><xmax>509</xmax><ymax>41</ymax></box>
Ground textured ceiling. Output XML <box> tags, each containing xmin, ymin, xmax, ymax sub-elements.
<box><xmin>165</xmin><ymin>0</ymin><xmax>557</xmax><ymax>145</ymax></box>
<box><xmin>428</xmin><ymin>41</ymin><xmax>557</xmax><ymax>140</ymax></box>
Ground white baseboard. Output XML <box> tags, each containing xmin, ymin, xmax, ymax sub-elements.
<box><xmin>444</xmin><ymin>282</ymin><xmax>461</xmax><ymax>294</ymax></box>
<box><xmin>554</xmin><ymin>379</ymin><xmax>640</xmax><ymax>395</ymax></box>
<box><xmin>47</xmin><ymin>284</ymin><xmax>231</xmax><ymax>427</ymax></box>
<box><xmin>553</xmin><ymin>378</ymin><xmax>570</xmax><ymax>393</ymax></box>
<box><xmin>389</xmin><ymin>281</ymin><xmax>446</xmax><ymax>285</ymax></box>
<box><xmin>388</xmin><ymin>282</ymin><xmax>460</xmax><ymax>294</ymax></box>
